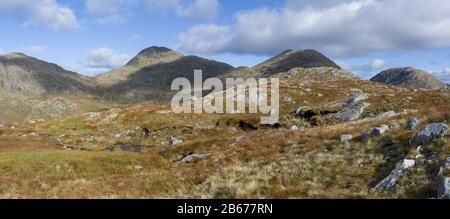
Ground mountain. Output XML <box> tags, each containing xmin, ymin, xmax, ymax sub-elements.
<box><xmin>253</xmin><ymin>49</ymin><xmax>341</xmax><ymax>76</ymax></box>
<box><xmin>370</xmin><ymin>67</ymin><xmax>446</xmax><ymax>90</ymax></box>
<box><xmin>0</xmin><ymin>53</ymin><xmax>95</xmax><ymax>96</ymax></box>
<box><xmin>97</xmin><ymin>50</ymin><xmax>234</xmax><ymax>103</ymax></box>
<box><xmin>95</xmin><ymin>46</ymin><xmax>184</xmax><ymax>86</ymax></box>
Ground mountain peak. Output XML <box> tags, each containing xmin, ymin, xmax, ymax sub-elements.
<box><xmin>125</xmin><ymin>46</ymin><xmax>183</xmax><ymax>67</ymax></box>
<box><xmin>253</xmin><ymin>49</ymin><xmax>341</xmax><ymax>76</ymax></box>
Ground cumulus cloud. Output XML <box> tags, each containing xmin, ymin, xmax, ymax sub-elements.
<box><xmin>0</xmin><ymin>0</ymin><xmax>80</xmax><ymax>31</ymax></box>
<box><xmin>0</xmin><ymin>48</ymin><xmax>4</xmax><ymax>55</ymax></box>
<box><xmin>83</xmin><ymin>48</ymin><xmax>130</xmax><ymax>69</ymax></box>
<box><xmin>178</xmin><ymin>0</ymin><xmax>450</xmax><ymax>57</ymax></box>
<box><xmin>343</xmin><ymin>58</ymin><xmax>388</xmax><ymax>79</ymax></box>
<box><xmin>85</xmin><ymin>0</ymin><xmax>137</xmax><ymax>24</ymax></box>
<box><xmin>432</xmin><ymin>68</ymin><xmax>450</xmax><ymax>83</ymax></box>
<box><xmin>145</xmin><ymin>0</ymin><xmax>219</xmax><ymax>19</ymax></box>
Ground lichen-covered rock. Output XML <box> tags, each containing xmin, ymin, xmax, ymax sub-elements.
<box><xmin>437</xmin><ymin>178</ymin><xmax>450</xmax><ymax>199</ymax></box>
<box><xmin>406</xmin><ymin>118</ymin><xmax>422</xmax><ymax>130</ymax></box>
<box><xmin>169</xmin><ymin>136</ymin><xmax>183</xmax><ymax>147</ymax></box>
<box><xmin>411</xmin><ymin>123</ymin><xmax>448</xmax><ymax>146</ymax></box>
<box><xmin>372</xmin><ymin>159</ymin><xmax>416</xmax><ymax>191</ymax></box>
<box><xmin>324</xmin><ymin>102</ymin><xmax>369</xmax><ymax>122</ymax></box>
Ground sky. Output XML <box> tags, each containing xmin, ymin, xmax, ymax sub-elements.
<box><xmin>0</xmin><ymin>0</ymin><xmax>449</xmax><ymax>82</ymax></box>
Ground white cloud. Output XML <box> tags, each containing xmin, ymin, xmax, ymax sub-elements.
<box><xmin>0</xmin><ymin>0</ymin><xmax>80</xmax><ymax>31</ymax></box>
<box><xmin>145</xmin><ymin>0</ymin><xmax>219</xmax><ymax>19</ymax></box>
<box><xmin>178</xmin><ymin>0</ymin><xmax>450</xmax><ymax>57</ymax></box>
<box><xmin>85</xmin><ymin>0</ymin><xmax>137</xmax><ymax>24</ymax></box>
<box><xmin>83</xmin><ymin>47</ymin><xmax>130</xmax><ymax>69</ymax></box>
<box><xmin>176</xmin><ymin>0</ymin><xmax>218</xmax><ymax>19</ymax></box>
<box><xmin>0</xmin><ymin>48</ymin><xmax>4</xmax><ymax>55</ymax></box>
<box><xmin>371</xmin><ymin>59</ymin><xmax>386</xmax><ymax>70</ymax></box>
<box><xmin>432</xmin><ymin>68</ymin><xmax>450</xmax><ymax>83</ymax></box>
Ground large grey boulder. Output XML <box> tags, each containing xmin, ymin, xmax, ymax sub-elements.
<box><xmin>377</xmin><ymin>111</ymin><xmax>396</xmax><ymax>118</ymax></box>
<box><xmin>372</xmin><ymin>159</ymin><xmax>416</xmax><ymax>191</ymax></box>
<box><xmin>346</xmin><ymin>92</ymin><xmax>368</xmax><ymax>105</ymax></box>
<box><xmin>324</xmin><ymin>102</ymin><xmax>369</xmax><ymax>122</ymax></box>
<box><xmin>437</xmin><ymin>178</ymin><xmax>450</xmax><ymax>199</ymax></box>
<box><xmin>410</xmin><ymin>123</ymin><xmax>448</xmax><ymax>146</ymax></box>
<box><xmin>406</xmin><ymin>118</ymin><xmax>422</xmax><ymax>130</ymax></box>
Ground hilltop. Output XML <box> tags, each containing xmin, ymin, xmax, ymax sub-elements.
<box><xmin>371</xmin><ymin>67</ymin><xmax>447</xmax><ymax>90</ymax></box>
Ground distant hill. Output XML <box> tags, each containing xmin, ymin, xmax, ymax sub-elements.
<box><xmin>0</xmin><ymin>53</ymin><xmax>95</xmax><ymax>96</ymax></box>
<box><xmin>253</xmin><ymin>49</ymin><xmax>341</xmax><ymax>76</ymax></box>
<box><xmin>370</xmin><ymin>67</ymin><xmax>446</xmax><ymax>90</ymax></box>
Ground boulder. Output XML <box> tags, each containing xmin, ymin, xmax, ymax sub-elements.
<box><xmin>372</xmin><ymin>159</ymin><xmax>416</xmax><ymax>191</ymax></box>
<box><xmin>437</xmin><ymin>178</ymin><xmax>450</xmax><ymax>199</ymax></box>
<box><xmin>353</xmin><ymin>132</ymin><xmax>371</xmax><ymax>144</ymax></box>
<box><xmin>290</xmin><ymin>125</ymin><xmax>299</xmax><ymax>131</ymax></box>
<box><xmin>377</xmin><ymin>111</ymin><xmax>396</xmax><ymax>118</ymax></box>
<box><xmin>406</xmin><ymin>118</ymin><xmax>422</xmax><ymax>130</ymax></box>
<box><xmin>346</xmin><ymin>92</ymin><xmax>368</xmax><ymax>105</ymax></box>
<box><xmin>169</xmin><ymin>136</ymin><xmax>183</xmax><ymax>147</ymax></box>
<box><xmin>411</xmin><ymin>123</ymin><xmax>448</xmax><ymax>146</ymax></box>
<box><xmin>438</xmin><ymin>157</ymin><xmax>450</xmax><ymax>177</ymax></box>
<box><xmin>371</xmin><ymin>125</ymin><xmax>389</xmax><ymax>137</ymax></box>
<box><xmin>182</xmin><ymin>153</ymin><xmax>210</xmax><ymax>162</ymax></box>
<box><xmin>340</xmin><ymin>135</ymin><xmax>353</xmax><ymax>143</ymax></box>
<box><xmin>324</xmin><ymin>102</ymin><xmax>369</xmax><ymax>122</ymax></box>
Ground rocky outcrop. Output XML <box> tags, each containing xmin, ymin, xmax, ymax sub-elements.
<box><xmin>372</xmin><ymin>159</ymin><xmax>416</xmax><ymax>191</ymax></box>
<box><xmin>410</xmin><ymin>123</ymin><xmax>448</xmax><ymax>146</ymax></box>
<box><xmin>437</xmin><ymin>178</ymin><xmax>450</xmax><ymax>199</ymax></box>
<box><xmin>324</xmin><ymin>102</ymin><xmax>369</xmax><ymax>122</ymax></box>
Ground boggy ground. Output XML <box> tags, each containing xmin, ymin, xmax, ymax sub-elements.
<box><xmin>1</xmin><ymin>69</ymin><xmax>450</xmax><ymax>198</ymax></box>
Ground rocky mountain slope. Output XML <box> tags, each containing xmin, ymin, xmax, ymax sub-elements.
<box><xmin>97</xmin><ymin>52</ymin><xmax>234</xmax><ymax>103</ymax></box>
<box><xmin>0</xmin><ymin>53</ymin><xmax>96</xmax><ymax>96</ymax></box>
<box><xmin>253</xmin><ymin>49</ymin><xmax>341</xmax><ymax>76</ymax></box>
<box><xmin>370</xmin><ymin>67</ymin><xmax>446</xmax><ymax>90</ymax></box>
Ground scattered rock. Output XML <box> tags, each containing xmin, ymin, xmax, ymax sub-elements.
<box><xmin>169</xmin><ymin>136</ymin><xmax>183</xmax><ymax>147</ymax></box>
<box><xmin>289</xmin><ymin>125</ymin><xmax>299</xmax><ymax>131</ymax></box>
<box><xmin>182</xmin><ymin>153</ymin><xmax>210</xmax><ymax>162</ymax></box>
<box><xmin>106</xmin><ymin>142</ymin><xmax>141</xmax><ymax>153</ymax></box>
<box><xmin>371</xmin><ymin>125</ymin><xmax>389</xmax><ymax>137</ymax></box>
<box><xmin>353</xmin><ymin>132</ymin><xmax>371</xmax><ymax>144</ymax></box>
<box><xmin>340</xmin><ymin>135</ymin><xmax>353</xmax><ymax>143</ymax></box>
<box><xmin>438</xmin><ymin>157</ymin><xmax>450</xmax><ymax>177</ymax></box>
<box><xmin>281</xmin><ymin>96</ymin><xmax>295</xmax><ymax>103</ymax></box>
<box><xmin>411</xmin><ymin>123</ymin><xmax>448</xmax><ymax>146</ymax></box>
<box><xmin>437</xmin><ymin>178</ymin><xmax>450</xmax><ymax>199</ymax></box>
<box><xmin>377</xmin><ymin>111</ymin><xmax>396</xmax><ymax>118</ymax></box>
<box><xmin>372</xmin><ymin>159</ymin><xmax>416</xmax><ymax>191</ymax></box>
<box><xmin>406</xmin><ymin>118</ymin><xmax>422</xmax><ymax>130</ymax></box>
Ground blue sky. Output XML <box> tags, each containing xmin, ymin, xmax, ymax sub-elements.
<box><xmin>0</xmin><ymin>0</ymin><xmax>449</xmax><ymax>82</ymax></box>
